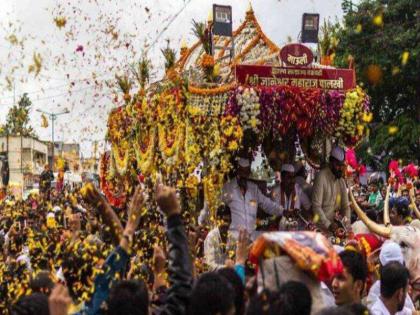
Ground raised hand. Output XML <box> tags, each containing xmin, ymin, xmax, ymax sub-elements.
<box><xmin>80</xmin><ymin>182</ymin><xmax>103</xmax><ymax>206</ymax></box>
<box><xmin>125</xmin><ymin>185</ymin><xmax>145</xmax><ymax>235</ymax></box>
<box><xmin>155</xmin><ymin>182</ymin><xmax>180</xmax><ymax>217</ymax></box>
<box><xmin>80</xmin><ymin>182</ymin><xmax>123</xmax><ymax>245</ymax></box>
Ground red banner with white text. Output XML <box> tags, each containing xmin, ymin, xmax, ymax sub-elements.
<box><xmin>235</xmin><ymin>64</ymin><xmax>356</xmax><ymax>91</ymax></box>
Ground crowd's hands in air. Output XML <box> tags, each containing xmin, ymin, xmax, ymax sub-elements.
<box><xmin>155</xmin><ymin>181</ymin><xmax>181</xmax><ymax>218</ymax></box>
<box><xmin>81</xmin><ymin>182</ymin><xmax>124</xmax><ymax>244</ymax></box>
<box><xmin>120</xmin><ymin>185</ymin><xmax>146</xmax><ymax>252</ymax></box>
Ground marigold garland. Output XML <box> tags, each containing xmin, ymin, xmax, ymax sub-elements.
<box><xmin>104</xmin><ymin>58</ymin><xmax>371</xmax><ymax>215</ymax></box>
<box><xmin>133</xmin><ymin>128</ymin><xmax>156</xmax><ymax>176</ymax></box>
<box><xmin>111</xmin><ymin>143</ymin><xmax>129</xmax><ymax>176</ymax></box>
<box><xmin>188</xmin><ymin>83</ymin><xmax>236</xmax><ymax>96</ymax></box>
<box><xmin>201</xmin><ymin>53</ymin><xmax>215</xmax><ymax>68</ymax></box>
<box><xmin>100</xmin><ymin>152</ymin><xmax>127</xmax><ymax>208</ymax></box>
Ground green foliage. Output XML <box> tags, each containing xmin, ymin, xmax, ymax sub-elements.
<box><xmin>342</xmin><ymin>0</ymin><xmax>355</xmax><ymax>14</ymax></box>
<box><xmin>161</xmin><ymin>40</ymin><xmax>176</xmax><ymax>71</ymax></box>
<box><xmin>318</xmin><ymin>20</ymin><xmax>340</xmax><ymax>57</ymax></box>
<box><xmin>335</xmin><ymin>0</ymin><xmax>420</xmax><ymax>167</ymax></box>
<box><xmin>357</xmin><ymin>115</ymin><xmax>420</xmax><ymax>169</ymax></box>
<box><xmin>132</xmin><ymin>55</ymin><xmax>151</xmax><ymax>89</ymax></box>
<box><xmin>335</xmin><ymin>0</ymin><xmax>420</xmax><ymax>123</ymax></box>
<box><xmin>115</xmin><ymin>74</ymin><xmax>132</xmax><ymax>94</ymax></box>
<box><xmin>2</xmin><ymin>93</ymin><xmax>35</xmax><ymax>137</ymax></box>
<box><xmin>191</xmin><ymin>20</ymin><xmax>211</xmax><ymax>54</ymax></box>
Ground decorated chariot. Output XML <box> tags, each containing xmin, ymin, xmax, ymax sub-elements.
<box><xmin>101</xmin><ymin>5</ymin><xmax>371</xmax><ymax>228</ymax></box>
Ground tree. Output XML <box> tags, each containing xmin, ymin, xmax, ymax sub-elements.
<box><xmin>334</xmin><ymin>0</ymin><xmax>420</xmax><ymax>168</ymax></box>
<box><xmin>3</xmin><ymin>93</ymin><xmax>36</xmax><ymax>137</ymax></box>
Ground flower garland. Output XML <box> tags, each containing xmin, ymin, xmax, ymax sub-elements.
<box><xmin>317</xmin><ymin>90</ymin><xmax>345</xmax><ymax>135</ymax></box>
<box><xmin>133</xmin><ymin>127</ymin><xmax>155</xmax><ymax>176</ymax></box>
<box><xmin>236</xmin><ymin>87</ymin><xmax>261</xmax><ymax>132</ymax></box>
<box><xmin>111</xmin><ymin>142</ymin><xmax>129</xmax><ymax>176</ymax></box>
<box><xmin>202</xmin><ymin>174</ymin><xmax>221</xmax><ymax>223</ymax></box>
<box><xmin>107</xmin><ymin>106</ymin><xmax>132</xmax><ymax>144</ymax></box>
<box><xmin>188</xmin><ymin>83</ymin><xmax>236</xmax><ymax>96</ymax></box>
<box><xmin>220</xmin><ymin>115</ymin><xmax>243</xmax><ymax>152</ymax></box>
<box><xmin>255</xmin><ymin>85</ymin><xmax>369</xmax><ymax>145</ymax></box>
<box><xmin>158</xmin><ymin>123</ymin><xmax>185</xmax><ymax>163</ymax></box>
<box><xmin>184</xmin><ymin>121</ymin><xmax>201</xmax><ymax>174</ymax></box>
<box><xmin>103</xmin><ymin>69</ymin><xmax>371</xmax><ymax>213</ymax></box>
<box><xmin>187</xmin><ymin>92</ymin><xmax>230</xmax><ymax>117</ymax></box>
<box><xmin>155</xmin><ymin>90</ymin><xmax>186</xmax><ymax>176</ymax></box>
<box><xmin>100</xmin><ymin>152</ymin><xmax>127</xmax><ymax>208</ymax></box>
<box><xmin>201</xmin><ymin>54</ymin><xmax>215</xmax><ymax>68</ymax></box>
<box><xmin>335</xmin><ymin>86</ymin><xmax>370</xmax><ymax>146</ymax></box>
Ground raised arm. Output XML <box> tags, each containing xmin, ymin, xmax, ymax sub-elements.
<box><xmin>81</xmin><ymin>183</ymin><xmax>124</xmax><ymax>245</ymax></box>
<box><xmin>88</xmin><ymin>186</ymin><xmax>145</xmax><ymax>315</ymax></box>
<box><xmin>256</xmin><ymin>186</ymin><xmax>283</xmax><ymax>216</ymax></box>
<box><xmin>155</xmin><ymin>184</ymin><xmax>193</xmax><ymax>315</ymax></box>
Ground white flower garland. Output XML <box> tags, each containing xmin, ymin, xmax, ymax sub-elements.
<box><xmin>236</xmin><ymin>87</ymin><xmax>260</xmax><ymax>132</ymax></box>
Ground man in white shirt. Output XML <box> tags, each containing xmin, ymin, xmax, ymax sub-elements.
<box><xmin>271</xmin><ymin>164</ymin><xmax>311</xmax><ymax>230</ymax></box>
<box><xmin>271</xmin><ymin>164</ymin><xmax>311</xmax><ymax>212</ymax></box>
<box><xmin>221</xmin><ymin>158</ymin><xmax>283</xmax><ymax>240</ymax></box>
<box><xmin>370</xmin><ymin>262</ymin><xmax>412</xmax><ymax>315</ymax></box>
<box><xmin>312</xmin><ymin>146</ymin><xmax>351</xmax><ymax>234</ymax></box>
<box><xmin>367</xmin><ymin>241</ymin><xmax>415</xmax><ymax>313</ymax></box>
<box><xmin>203</xmin><ymin>204</ymin><xmax>236</xmax><ymax>271</ymax></box>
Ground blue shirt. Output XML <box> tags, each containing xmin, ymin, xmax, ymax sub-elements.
<box><xmin>87</xmin><ymin>246</ymin><xmax>130</xmax><ymax>315</ymax></box>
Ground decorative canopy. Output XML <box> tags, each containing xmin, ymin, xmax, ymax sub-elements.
<box><xmin>176</xmin><ymin>6</ymin><xmax>281</xmax><ymax>83</ymax></box>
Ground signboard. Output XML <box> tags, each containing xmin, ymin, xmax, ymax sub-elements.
<box><xmin>235</xmin><ymin>64</ymin><xmax>356</xmax><ymax>91</ymax></box>
<box><xmin>280</xmin><ymin>43</ymin><xmax>314</xmax><ymax>67</ymax></box>
<box><xmin>213</xmin><ymin>4</ymin><xmax>232</xmax><ymax>36</ymax></box>
<box><xmin>301</xmin><ymin>13</ymin><xmax>320</xmax><ymax>43</ymax></box>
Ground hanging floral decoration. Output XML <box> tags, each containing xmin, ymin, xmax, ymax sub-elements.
<box><xmin>235</xmin><ymin>87</ymin><xmax>261</xmax><ymax>132</ymax></box>
<box><xmin>255</xmin><ymin>85</ymin><xmax>369</xmax><ymax>145</ymax></box>
<box><xmin>102</xmin><ymin>72</ymin><xmax>370</xmax><ymax>210</ymax></box>
<box><xmin>100</xmin><ymin>152</ymin><xmax>127</xmax><ymax>208</ymax></box>
<box><xmin>335</xmin><ymin>87</ymin><xmax>370</xmax><ymax>146</ymax></box>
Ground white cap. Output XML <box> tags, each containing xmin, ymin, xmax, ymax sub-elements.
<box><xmin>281</xmin><ymin>164</ymin><xmax>295</xmax><ymax>173</ymax></box>
<box><xmin>53</xmin><ymin>206</ymin><xmax>61</xmax><ymax>212</ymax></box>
<box><xmin>379</xmin><ymin>241</ymin><xmax>404</xmax><ymax>265</ymax></box>
<box><xmin>330</xmin><ymin>146</ymin><xmax>345</xmax><ymax>162</ymax></box>
<box><xmin>47</xmin><ymin>212</ymin><xmax>55</xmax><ymax>219</ymax></box>
<box><xmin>238</xmin><ymin>158</ymin><xmax>250</xmax><ymax>168</ymax></box>
<box><xmin>333</xmin><ymin>245</ymin><xmax>345</xmax><ymax>254</ymax></box>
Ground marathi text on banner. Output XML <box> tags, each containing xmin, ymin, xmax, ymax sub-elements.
<box><xmin>236</xmin><ymin>64</ymin><xmax>355</xmax><ymax>91</ymax></box>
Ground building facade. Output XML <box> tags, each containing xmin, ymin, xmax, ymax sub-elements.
<box><xmin>0</xmin><ymin>135</ymin><xmax>48</xmax><ymax>191</ymax></box>
<box><xmin>47</xmin><ymin>141</ymin><xmax>81</xmax><ymax>173</ymax></box>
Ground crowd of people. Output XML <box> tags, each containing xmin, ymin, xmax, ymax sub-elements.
<box><xmin>0</xmin><ymin>146</ymin><xmax>420</xmax><ymax>315</ymax></box>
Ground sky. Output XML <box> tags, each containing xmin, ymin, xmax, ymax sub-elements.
<box><xmin>0</xmin><ymin>0</ymin><xmax>345</xmax><ymax>157</ymax></box>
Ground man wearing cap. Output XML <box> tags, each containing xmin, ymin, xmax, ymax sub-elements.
<box><xmin>312</xmin><ymin>146</ymin><xmax>351</xmax><ymax>233</ymax></box>
<box><xmin>203</xmin><ymin>204</ymin><xmax>236</xmax><ymax>271</ymax></box>
<box><xmin>366</xmin><ymin>241</ymin><xmax>415</xmax><ymax>313</ymax></box>
<box><xmin>271</xmin><ymin>164</ymin><xmax>311</xmax><ymax>229</ymax></box>
<box><xmin>221</xmin><ymin>158</ymin><xmax>283</xmax><ymax>240</ymax></box>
